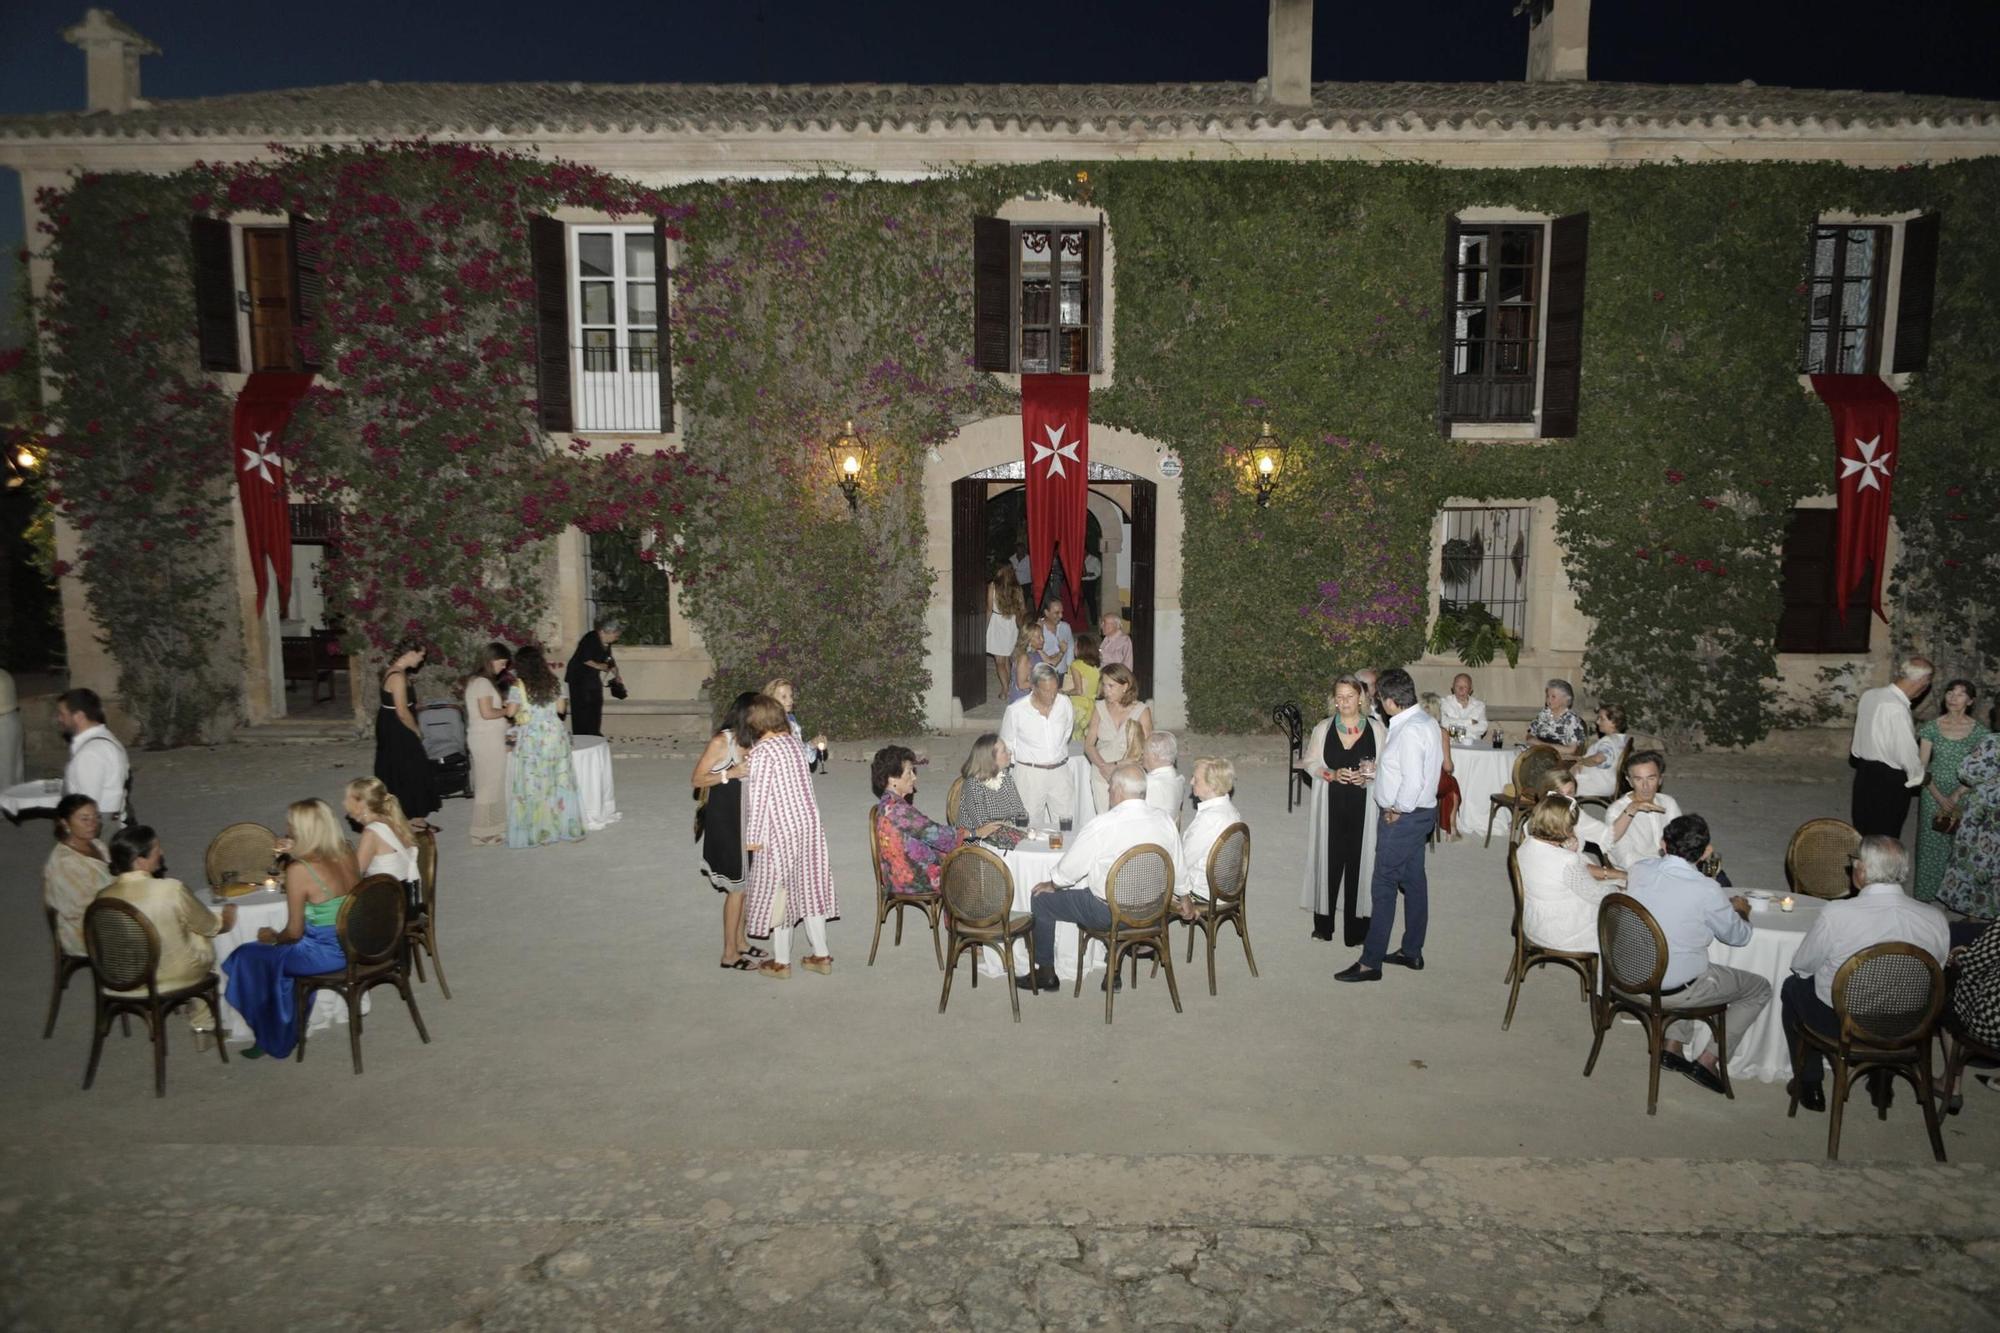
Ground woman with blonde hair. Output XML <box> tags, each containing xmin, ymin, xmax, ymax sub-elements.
<box><xmin>220</xmin><ymin>798</ymin><xmax>362</xmax><ymax>1058</ymax></box>
<box><xmin>762</xmin><ymin>677</ymin><xmax>829</xmax><ymax>769</ymax></box>
<box><xmin>1004</xmin><ymin>622</ymin><xmax>1037</xmax><ymax>705</ymax></box>
<box><xmin>1517</xmin><ymin>795</ymin><xmax>1625</xmax><ymax>954</ymax></box>
<box><xmin>1299</xmin><ymin>675</ymin><xmax>1385</xmax><ymax>946</ymax></box>
<box><xmin>953</xmin><ymin>732</ymin><xmax>1029</xmax><ymax>850</ymax></box>
<box><xmin>1064</xmin><ymin>633</ymin><xmax>1102</xmax><ymax>743</ymax></box>
<box><xmin>985</xmin><ymin>567</ymin><xmax>1027</xmax><ymax>696</ymax></box>
<box><xmin>1084</xmin><ymin>663</ymin><xmax>1152</xmax><ymax>813</ymax></box>
<box><xmin>344</xmin><ymin>775</ymin><xmax>420</xmax><ymax>899</ymax></box>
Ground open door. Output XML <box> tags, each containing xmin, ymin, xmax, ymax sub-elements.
<box><xmin>1129</xmin><ymin>479</ymin><xmax>1156</xmax><ymax>699</ymax></box>
<box><xmin>951</xmin><ymin>478</ymin><xmax>989</xmax><ymax>710</ymax></box>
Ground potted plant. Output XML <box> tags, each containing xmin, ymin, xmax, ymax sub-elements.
<box><xmin>1428</xmin><ymin>600</ymin><xmax>1521</xmax><ymax>668</ymax></box>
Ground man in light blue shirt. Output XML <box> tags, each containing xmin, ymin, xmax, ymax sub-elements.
<box><xmin>1033</xmin><ymin>598</ymin><xmax>1076</xmax><ymax>677</ymax></box>
<box><xmin>1338</xmin><ymin>668</ymin><xmax>1443</xmax><ymax>982</ymax></box>
<box><xmin>1623</xmin><ymin>813</ymin><xmax>1769</xmax><ymax>1095</ymax></box>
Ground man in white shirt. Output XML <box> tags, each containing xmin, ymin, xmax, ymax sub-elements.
<box><xmin>1010</xmin><ymin>541</ymin><xmax>1032</xmax><ymax>593</ymax></box>
<box><xmin>1143</xmin><ymin>730</ymin><xmax>1185</xmax><ymax>823</ymax></box>
<box><xmin>1849</xmin><ymin>655</ymin><xmax>1932</xmax><ymax>838</ymax></box>
<box><xmin>1439</xmin><ymin>673</ymin><xmax>1488</xmax><ymax>741</ymax></box>
<box><xmin>1603</xmin><ymin>751</ymin><xmax>1680</xmax><ymax>871</ymax></box>
<box><xmin>1338</xmin><ymin>669</ymin><xmax>1442</xmax><ymax>982</ymax></box>
<box><xmin>1780</xmin><ymin>835</ymin><xmax>1949</xmax><ymax>1112</ymax></box>
<box><xmin>57</xmin><ymin>688</ymin><xmax>129</xmax><ymax>824</ymax></box>
<box><xmin>1080</xmin><ymin>551</ymin><xmax>1103</xmax><ymax>622</ymax></box>
<box><xmin>1018</xmin><ymin>763</ymin><xmax>1184</xmax><ymax>994</ymax></box>
<box><xmin>998</xmin><ymin>665</ymin><xmax>1076</xmax><ymax>829</ymax></box>
<box><xmin>1176</xmin><ymin>756</ymin><xmax>1243</xmax><ymax>915</ymax></box>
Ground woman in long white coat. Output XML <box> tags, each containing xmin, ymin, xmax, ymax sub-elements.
<box><xmin>1299</xmin><ymin>676</ymin><xmax>1387</xmax><ymax>949</ymax></box>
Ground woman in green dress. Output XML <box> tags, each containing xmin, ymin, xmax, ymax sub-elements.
<box><xmin>504</xmin><ymin>645</ymin><xmax>586</xmax><ymax>850</ymax></box>
<box><xmin>1915</xmin><ymin>678</ymin><xmax>1988</xmax><ymax>901</ymax></box>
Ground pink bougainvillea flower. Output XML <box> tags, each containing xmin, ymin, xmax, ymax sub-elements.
<box><xmin>1664</xmin><ymin>469</ymin><xmax>1685</xmax><ymax>484</ymax></box>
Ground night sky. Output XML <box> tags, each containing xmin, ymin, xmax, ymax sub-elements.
<box><xmin>3</xmin><ymin>0</ymin><xmax>1999</xmax><ymax>335</ymax></box>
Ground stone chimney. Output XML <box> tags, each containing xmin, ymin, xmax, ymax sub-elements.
<box><xmin>1524</xmin><ymin>0</ymin><xmax>1590</xmax><ymax>83</ymax></box>
<box><xmin>63</xmin><ymin>9</ymin><xmax>159</xmax><ymax>114</ymax></box>
<box><xmin>1258</xmin><ymin>0</ymin><xmax>1313</xmax><ymax>108</ymax></box>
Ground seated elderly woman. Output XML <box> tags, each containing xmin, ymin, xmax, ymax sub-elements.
<box><xmin>952</xmin><ymin>733</ymin><xmax>1029</xmax><ymax>851</ymax></box>
<box><xmin>1517</xmin><ymin>795</ymin><xmax>1626</xmax><ymax>953</ymax></box>
<box><xmin>1144</xmin><ymin>730</ymin><xmax>1185</xmax><ymax>821</ymax></box>
<box><xmin>1573</xmin><ymin>703</ymin><xmax>1631</xmax><ymax>798</ymax></box>
<box><xmin>43</xmin><ymin>793</ymin><xmax>112</xmax><ymax>958</ymax></box>
<box><xmin>874</xmin><ymin>744</ymin><xmax>1001</xmax><ymax>895</ymax></box>
<box><xmin>1528</xmin><ymin>678</ymin><xmax>1588</xmax><ymax>755</ymax></box>
<box><xmin>1176</xmin><ymin>756</ymin><xmax>1244</xmax><ymax>919</ymax></box>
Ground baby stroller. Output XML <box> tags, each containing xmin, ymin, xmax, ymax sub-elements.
<box><xmin>416</xmin><ymin>700</ymin><xmax>473</xmax><ymax>800</ymax></box>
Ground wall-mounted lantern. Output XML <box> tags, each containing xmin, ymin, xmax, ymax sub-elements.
<box><xmin>1250</xmin><ymin>421</ymin><xmax>1284</xmax><ymax>508</ymax></box>
<box><xmin>828</xmin><ymin>418</ymin><xmax>869</xmax><ymax>513</ymax></box>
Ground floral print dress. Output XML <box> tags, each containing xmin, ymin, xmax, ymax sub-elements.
<box><xmin>1528</xmin><ymin>708</ymin><xmax>1587</xmax><ymax>749</ymax></box>
<box><xmin>875</xmin><ymin>790</ymin><xmax>966</xmax><ymax>894</ymax></box>
<box><xmin>1940</xmin><ymin>734</ymin><xmax>2000</xmax><ymax>921</ymax></box>
<box><xmin>1915</xmin><ymin>717</ymin><xmax>1991</xmax><ymax>901</ymax></box>
<box><xmin>505</xmin><ymin>684</ymin><xmax>586</xmax><ymax>849</ymax></box>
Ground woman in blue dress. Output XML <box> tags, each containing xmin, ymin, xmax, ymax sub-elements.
<box><xmin>220</xmin><ymin>798</ymin><xmax>359</xmax><ymax>1058</ymax></box>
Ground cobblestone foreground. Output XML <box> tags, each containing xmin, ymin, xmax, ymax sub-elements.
<box><xmin>6</xmin><ymin>1146</ymin><xmax>1998</xmax><ymax>1331</ymax></box>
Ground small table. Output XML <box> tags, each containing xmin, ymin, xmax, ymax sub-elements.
<box><xmin>1</xmin><ymin>778</ymin><xmax>63</xmax><ymax>822</ymax></box>
<box><xmin>572</xmin><ymin>735</ymin><xmax>619</xmax><ymax>831</ymax></box>
<box><xmin>969</xmin><ymin>837</ymin><xmax>1108</xmax><ymax>983</ymax></box>
<box><xmin>1448</xmin><ymin>745</ymin><xmax>1517</xmax><ymax>837</ymax></box>
<box><xmin>208</xmin><ymin>886</ymin><xmax>368</xmax><ymax>1045</ymax></box>
<box><xmin>1685</xmin><ymin>894</ymin><xmax>1825</xmax><ymax>1083</ymax></box>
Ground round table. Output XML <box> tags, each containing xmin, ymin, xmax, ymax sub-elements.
<box><xmin>571</xmin><ymin>735</ymin><xmax>619</xmax><ymax>831</ymax></box>
<box><xmin>969</xmin><ymin>836</ymin><xmax>1108</xmax><ymax>983</ymax></box>
<box><xmin>207</xmin><ymin>886</ymin><xmax>368</xmax><ymax>1045</ymax></box>
<box><xmin>1685</xmin><ymin>893</ymin><xmax>1825</xmax><ymax>1083</ymax></box>
<box><xmin>2</xmin><ymin>778</ymin><xmax>63</xmax><ymax>820</ymax></box>
<box><xmin>1448</xmin><ymin>745</ymin><xmax>1517</xmax><ymax>837</ymax></box>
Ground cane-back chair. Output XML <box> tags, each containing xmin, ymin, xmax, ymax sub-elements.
<box><xmin>1074</xmin><ymin>843</ymin><xmax>1182</xmax><ymax>1023</ymax></box>
<box><xmin>1787</xmin><ymin>942</ymin><xmax>1946</xmax><ymax>1161</ymax></box>
<box><xmin>1582</xmin><ymin>892</ymin><xmax>1734</xmax><ymax>1114</ymax></box>
<box><xmin>405</xmin><ymin>827</ymin><xmax>449</xmax><ymax>998</ymax></box>
<box><xmin>1785</xmin><ymin>819</ymin><xmax>1862</xmax><ymax>900</ymax></box>
<box><xmin>1502</xmin><ymin>845</ymin><xmax>1598</xmax><ymax>1032</ymax></box>
<box><xmin>945</xmin><ymin>777</ymin><xmax>967</xmax><ymax>828</ymax></box>
<box><xmin>1169</xmin><ymin>823</ymin><xmax>1258</xmax><ymax>996</ymax></box>
<box><xmin>867</xmin><ymin>807</ymin><xmax>944</xmax><ymax>968</ymax></box>
<box><xmin>204</xmin><ymin>821</ymin><xmax>277</xmax><ymax>890</ymax></box>
<box><xmin>1487</xmin><ymin>744</ymin><xmax>1561</xmax><ymax>848</ymax></box>
<box><xmin>43</xmin><ymin>905</ymin><xmax>91</xmax><ymax>1039</ymax></box>
<box><xmin>292</xmin><ymin>875</ymin><xmax>430</xmax><ymax>1075</ymax></box>
<box><xmin>80</xmin><ymin>896</ymin><xmax>229</xmax><ymax>1096</ymax></box>
<box><xmin>937</xmin><ymin>844</ymin><xmax>1031</xmax><ymax>1023</ymax></box>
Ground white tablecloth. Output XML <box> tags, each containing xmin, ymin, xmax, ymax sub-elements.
<box><xmin>969</xmin><ymin>838</ymin><xmax>1108</xmax><ymax>982</ymax></box>
<box><xmin>1</xmin><ymin>778</ymin><xmax>62</xmax><ymax>819</ymax></box>
<box><xmin>1685</xmin><ymin>894</ymin><xmax>1824</xmax><ymax>1083</ymax></box>
<box><xmin>208</xmin><ymin>888</ymin><xmax>368</xmax><ymax>1045</ymax></box>
<box><xmin>1449</xmin><ymin>745</ymin><xmax>1517</xmax><ymax>836</ymax></box>
<box><xmin>572</xmin><ymin>735</ymin><xmax>619</xmax><ymax>831</ymax></box>
<box><xmin>1066</xmin><ymin>754</ymin><xmax>1097</xmax><ymax>832</ymax></box>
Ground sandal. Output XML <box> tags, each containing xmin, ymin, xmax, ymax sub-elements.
<box><xmin>719</xmin><ymin>958</ymin><xmax>755</xmax><ymax>971</ymax></box>
<box><xmin>744</xmin><ymin>946</ymin><xmax>770</xmax><ymax>960</ymax></box>
<box><xmin>801</xmin><ymin>955</ymin><xmax>833</xmax><ymax>975</ymax></box>
<box><xmin>758</xmin><ymin>961</ymin><xmax>792</xmax><ymax>980</ymax></box>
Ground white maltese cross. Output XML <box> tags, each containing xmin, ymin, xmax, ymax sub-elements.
<box><xmin>240</xmin><ymin>431</ymin><xmax>283</xmax><ymax>484</ymax></box>
<box><xmin>1838</xmin><ymin>434</ymin><xmax>1893</xmax><ymax>493</ymax></box>
<box><xmin>1031</xmin><ymin>422</ymin><xmax>1080</xmax><ymax>480</ymax></box>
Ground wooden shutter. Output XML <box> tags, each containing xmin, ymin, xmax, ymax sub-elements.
<box><xmin>1436</xmin><ymin>215</ymin><xmax>1460</xmax><ymax>435</ymax></box>
<box><xmin>288</xmin><ymin>214</ymin><xmax>324</xmax><ymax>374</ymax></box>
<box><xmin>1088</xmin><ymin>223</ymin><xmax>1105</xmax><ymax>374</ymax></box>
<box><xmin>1129</xmin><ymin>480</ymin><xmax>1157</xmax><ymax>698</ymax></box>
<box><xmin>1776</xmin><ymin>509</ymin><xmax>1869</xmax><ymax>653</ymax></box>
<box><xmin>1892</xmin><ymin>212</ymin><xmax>1939</xmax><ymax>373</ymax></box>
<box><xmin>972</xmin><ymin>216</ymin><xmax>1013</xmax><ymax>373</ymax></box>
<box><xmin>1539</xmin><ymin>211</ymin><xmax>1589</xmax><ymax>438</ymax></box>
<box><xmin>652</xmin><ymin>217</ymin><xmax>675</xmax><ymax>431</ymax></box>
<box><xmin>951</xmin><ymin>478</ymin><xmax>989</xmax><ymax>709</ymax></box>
<box><xmin>190</xmin><ymin>216</ymin><xmax>240</xmax><ymax>373</ymax></box>
<box><xmin>529</xmin><ymin>216</ymin><xmax>574</xmax><ymax>433</ymax></box>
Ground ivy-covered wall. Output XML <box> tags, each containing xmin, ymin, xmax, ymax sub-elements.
<box><xmin>32</xmin><ymin>149</ymin><xmax>2000</xmax><ymax>745</ymax></box>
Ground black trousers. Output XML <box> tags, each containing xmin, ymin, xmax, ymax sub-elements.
<box><xmin>1780</xmin><ymin>973</ymin><xmax>1841</xmax><ymax>1088</ymax></box>
<box><xmin>1850</xmin><ymin>756</ymin><xmax>1915</xmax><ymax>838</ymax></box>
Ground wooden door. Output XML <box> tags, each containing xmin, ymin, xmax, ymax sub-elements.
<box><xmin>1129</xmin><ymin>480</ymin><xmax>1156</xmax><ymax>699</ymax></box>
<box><xmin>243</xmin><ymin>227</ymin><xmax>298</xmax><ymax>372</ymax></box>
<box><xmin>951</xmin><ymin>478</ymin><xmax>988</xmax><ymax>710</ymax></box>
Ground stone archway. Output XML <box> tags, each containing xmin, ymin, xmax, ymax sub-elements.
<box><xmin>921</xmin><ymin>416</ymin><xmax>1185</xmax><ymax>730</ymax></box>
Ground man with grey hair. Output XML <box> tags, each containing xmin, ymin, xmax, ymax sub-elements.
<box><xmin>565</xmin><ymin>615</ymin><xmax>625</xmax><ymax>738</ymax></box>
<box><xmin>1143</xmin><ymin>730</ymin><xmax>1185</xmax><ymax>820</ymax></box>
<box><xmin>1018</xmin><ymin>762</ymin><xmax>1184</xmax><ymax>994</ymax></box>
<box><xmin>1780</xmin><ymin>834</ymin><xmax>1949</xmax><ymax>1112</ymax></box>
<box><xmin>1849</xmin><ymin>655</ymin><xmax>1934</xmax><ymax>838</ymax></box>
<box><xmin>999</xmin><ymin>663</ymin><xmax>1075</xmax><ymax>829</ymax></box>
<box><xmin>1528</xmin><ymin>678</ymin><xmax>1587</xmax><ymax>754</ymax></box>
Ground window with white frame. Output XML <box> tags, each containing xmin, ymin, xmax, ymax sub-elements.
<box><xmin>572</xmin><ymin>226</ymin><xmax>662</xmax><ymax>432</ymax></box>
<box><xmin>1798</xmin><ymin>215</ymin><xmax>1939</xmax><ymax>377</ymax></box>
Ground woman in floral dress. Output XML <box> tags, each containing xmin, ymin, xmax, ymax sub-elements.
<box><xmin>1916</xmin><ymin>679</ymin><xmax>1989</xmax><ymax>901</ymax></box>
<box><xmin>503</xmin><ymin>645</ymin><xmax>585</xmax><ymax>850</ymax></box>
<box><xmin>1939</xmin><ymin>733</ymin><xmax>2000</xmax><ymax>922</ymax></box>
<box><xmin>872</xmin><ymin>744</ymin><xmax>1002</xmax><ymax>894</ymax></box>
<box><xmin>742</xmin><ymin>694</ymin><xmax>837</xmax><ymax>979</ymax></box>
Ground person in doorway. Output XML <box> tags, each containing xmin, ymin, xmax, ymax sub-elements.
<box><xmin>985</xmin><ymin>566</ymin><xmax>1027</xmax><ymax>698</ymax></box>
<box><xmin>1033</xmin><ymin>598</ymin><xmax>1076</xmax><ymax>677</ymax></box>
<box><xmin>373</xmin><ymin>645</ymin><xmax>439</xmax><ymax>829</ymax></box>
<box><xmin>1337</xmin><ymin>669</ymin><xmax>1442</xmax><ymax>982</ymax></box>
<box><xmin>1010</xmin><ymin>541</ymin><xmax>1032</xmax><ymax>596</ymax></box>
<box><xmin>57</xmin><ymin>688</ymin><xmax>128</xmax><ymax>826</ymax></box>
<box><xmin>565</xmin><ymin>617</ymin><xmax>624</xmax><ymax>739</ymax></box>
<box><xmin>1098</xmin><ymin>613</ymin><xmax>1134</xmax><ymax>674</ymax></box>
<box><xmin>1081</xmin><ymin>550</ymin><xmax>1103</xmax><ymax>623</ymax></box>
<box><xmin>1849</xmin><ymin>655</ymin><xmax>1932</xmax><ymax>838</ymax></box>
<box><xmin>742</xmin><ymin>694</ymin><xmax>837</xmax><ymax>979</ymax></box>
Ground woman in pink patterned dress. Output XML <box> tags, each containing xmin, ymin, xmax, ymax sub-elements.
<box><xmin>742</xmin><ymin>693</ymin><xmax>837</xmax><ymax>979</ymax></box>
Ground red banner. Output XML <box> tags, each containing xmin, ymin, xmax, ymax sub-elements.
<box><xmin>1020</xmin><ymin>374</ymin><xmax>1089</xmax><ymax>619</ymax></box>
<box><xmin>232</xmin><ymin>372</ymin><xmax>314</xmax><ymax>618</ymax></box>
<box><xmin>1810</xmin><ymin>373</ymin><xmax>1900</xmax><ymax>624</ymax></box>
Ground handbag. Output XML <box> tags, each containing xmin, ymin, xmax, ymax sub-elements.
<box><xmin>1934</xmin><ymin>805</ymin><xmax>1963</xmax><ymax>835</ymax></box>
<box><xmin>609</xmin><ymin>678</ymin><xmax>629</xmax><ymax>701</ymax></box>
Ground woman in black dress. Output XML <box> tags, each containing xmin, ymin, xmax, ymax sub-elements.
<box><xmin>564</xmin><ymin>618</ymin><xmax>624</xmax><ymax>739</ymax></box>
<box><xmin>1299</xmin><ymin>676</ymin><xmax>1385</xmax><ymax>946</ymax></box>
<box><xmin>374</xmin><ymin>642</ymin><xmax>440</xmax><ymax>826</ymax></box>
<box><xmin>691</xmin><ymin>691</ymin><xmax>759</xmax><ymax>969</ymax></box>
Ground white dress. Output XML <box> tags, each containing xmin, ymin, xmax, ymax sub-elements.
<box><xmin>364</xmin><ymin>820</ymin><xmax>419</xmax><ymax>883</ymax></box>
<box><xmin>984</xmin><ymin>607</ymin><xmax>1018</xmax><ymax>656</ymax></box>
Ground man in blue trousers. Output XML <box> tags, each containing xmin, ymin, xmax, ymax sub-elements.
<box><xmin>1337</xmin><ymin>668</ymin><xmax>1443</xmax><ymax>982</ymax></box>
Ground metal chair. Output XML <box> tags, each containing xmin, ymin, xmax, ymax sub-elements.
<box><xmin>43</xmin><ymin>905</ymin><xmax>91</xmax><ymax>1039</ymax></box>
<box><xmin>292</xmin><ymin>875</ymin><xmax>430</xmax><ymax>1075</ymax></box>
<box><xmin>1502</xmin><ymin>845</ymin><xmax>1598</xmax><ymax>1031</ymax></box>
<box><xmin>1272</xmin><ymin>703</ymin><xmax>1312</xmax><ymax>813</ymax></box>
<box><xmin>204</xmin><ymin>821</ymin><xmax>277</xmax><ymax>890</ymax></box>
<box><xmin>1486</xmin><ymin>744</ymin><xmax>1561</xmax><ymax>848</ymax></box>
<box><xmin>866</xmin><ymin>808</ymin><xmax>943</xmax><ymax>968</ymax></box>
<box><xmin>945</xmin><ymin>777</ymin><xmax>966</xmax><ymax>827</ymax></box>
<box><xmin>937</xmin><ymin>844</ymin><xmax>1031</xmax><ymax>1023</ymax></box>
<box><xmin>406</xmin><ymin>827</ymin><xmax>449</xmax><ymax>998</ymax></box>
<box><xmin>1168</xmin><ymin>823</ymin><xmax>1257</xmax><ymax>996</ymax></box>
<box><xmin>80</xmin><ymin>897</ymin><xmax>229</xmax><ymax>1096</ymax></box>
<box><xmin>1582</xmin><ymin>892</ymin><xmax>1733</xmax><ymax>1114</ymax></box>
<box><xmin>1073</xmin><ymin>843</ymin><xmax>1182</xmax><ymax>1023</ymax></box>
<box><xmin>1787</xmin><ymin>942</ymin><xmax>1946</xmax><ymax>1161</ymax></box>
<box><xmin>1785</xmin><ymin>818</ymin><xmax>1862</xmax><ymax>900</ymax></box>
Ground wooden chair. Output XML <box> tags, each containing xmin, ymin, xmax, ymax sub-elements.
<box><xmin>1942</xmin><ymin>1017</ymin><xmax>2000</xmax><ymax>1118</ymax></box>
<box><xmin>204</xmin><ymin>821</ymin><xmax>277</xmax><ymax>890</ymax></box>
<box><xmin>80</xmin><ymin>897</ymin><xmax>229</xmax><ymax>1096</ymax></box>
<box><xmin>43</xmin><ymin>905</ymin><xmax>91</xmax><ymax>1039</ymax></box>
<box><xmin>406</xmin><ymin>827</ymin><xmax>449</xmax><ymax>998</ymax></box>
<box><xmin>866</xmin><ymin>808</ymin><xmax>943</xmax><ymax>968</ymax></box>
<box><xmin>1272</xmin><ymin>703</ymin><xmax>1312</xmax><ymax>813</ymax></box>
<box><xmin>1574</xmin><ymin>740</ymin><xmax>1639</xmax><ymax>813</ymax></box>
<box><xmin>1073</xmin><ymin>843</ymin><xmax>1182</xmax><ymax>1023</ymax></box>
<box><xmin>1168</xmin><ymin>823</ymin><xmax>1257</xmax><ymax>996</ymax></box>
<box><xmin>1788</xmin><ymin>942</ymin><xmax>1946</xmax><ymax>1161</ymax></box>
<box><xmin>945</xmin><ymin>777</ymin><xmax>966</xmax><ymax>827</ymax></box>
<box><xmin>937</xmin><ymin>844</ymin><xmax>1032</xmax><ymax>1023</ymax></box>
<box><xmin>292</xmin><ymin>875</ymin><xmax>431</xmax><ymax>1075</ymax></box>
<box><xmin>1486</xmin><ymin>744</ymin><xmax>1561</xmax><ymax>848</ymax></box>
<box><xmin>1785</xmin><ymin>819</ymin><xmax>1862</xmax><ymax>900</ymax></box>
<box><xmin>1502</xmin><ymin>845</ymin><xmax>1598</xmax><ymax>1032</ymax></box>
<box><xmin>1582</xmin><ymin>892</ymin><xmax>1734</xmax><ymax>1114</ymax></box>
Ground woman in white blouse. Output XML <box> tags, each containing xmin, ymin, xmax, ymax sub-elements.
<box><xmin>344</xmin><ymin>776</ymin><xmax>420</xmax><ymax>884</ymax></box>
<box><xmin>1517</xmin><ymin>796</ymin><xmax>1625</xmax><ymax>953</ymax></box>
<box><xmin>1176</xmin><ymin>756</ymin><xmax>1243</xmax><ymax>918</ymax></box>
<box><xmin>1572</xmin><ymin>703</ymin><xmax>1630</xmax><ymax>798</ymax></box>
